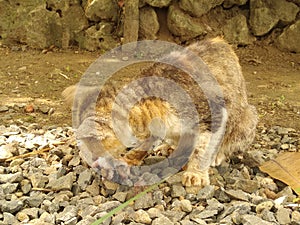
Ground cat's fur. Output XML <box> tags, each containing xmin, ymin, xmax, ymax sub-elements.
<box><xmin>63</xmin><ymin>37</ymin><xmax>258</xmax><ymax>187</ymax></box>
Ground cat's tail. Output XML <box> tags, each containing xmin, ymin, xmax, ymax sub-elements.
<box><xmin>62</xmin><ymin>85</ymin><xmax>77</xmax><ymax>108</ymax></box>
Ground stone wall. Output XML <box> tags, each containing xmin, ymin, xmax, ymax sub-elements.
<box><xmin>0</xmin><ymin>0</ymin><xmax>299</xmax><ymax>52</ymax></box>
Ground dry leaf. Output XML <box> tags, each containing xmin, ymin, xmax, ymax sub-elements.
<box><xmin>259</xmin><ymin>152</ymin><xmax>300</xmax><ymax>196</ymax></box>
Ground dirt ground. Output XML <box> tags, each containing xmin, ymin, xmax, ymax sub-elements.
<box><xmin>0</xmin><ymin>42</ymin><xmax>299</xmax><ymax>130</ymax></box>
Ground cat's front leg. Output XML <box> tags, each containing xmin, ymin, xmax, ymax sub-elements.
<box><xmin>182</xmin><ymin>132</ymin><xmax>212</xmax><ymax>188</ymax></box>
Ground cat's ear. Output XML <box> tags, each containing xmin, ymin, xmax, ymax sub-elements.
<box><xmin>62</xmin><ymin>85</ymin><xmax>77</xmax><ymax>108</ymax></box>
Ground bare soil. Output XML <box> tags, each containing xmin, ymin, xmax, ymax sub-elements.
<box><xmin>0</xmin><ymin>43</ymin><xmax>299</xmax><ymax>130</ymax></box>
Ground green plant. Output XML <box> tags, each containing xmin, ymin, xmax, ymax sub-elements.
<box><xmin>90</xmin><ymin>179</ymin><xmax>165</xmax><ymax>225</ymax></box>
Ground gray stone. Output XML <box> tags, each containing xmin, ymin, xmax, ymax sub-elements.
<box><xmin>225</xmin><ymin>189</ymin><xmax>249</xmax><ymax>201</ymax></box>
<box><xmin>171</xmin><ymin>184</ymin><xmax>186</xmax><ymax>197</ymax></box>
<box><xmin>234</xmin><ymin>178</ymin><xmax>260</xmax><ymax>193</ymax></box>
<box><xmin>0</xmin><ymin>1</ymin><xmax>25</xmax><ymax>45</ymax></box>
<box><xmin>153</xmin><ymin>190</ymin><xmax>164</xmax><ymax>205</ymax></box>
<box><xmin>53</xmin><ymin>192</ymin><xmax>71</xmax><ymax>204</ymax></box>
<box><xmin>78</xmin><ymin>169</ymin><xmax>92</xmax><ymax>190</ymax></box>
<box><xmin>276</xmin><ymin>1</ymin><xmax>300</xmax><ymax>24</ymax></box>
<box><xmin>0</xmin><ymin>106</ymin><xmax>9</xmax><ymax>112</ymax></box>
<box><xmin>147</xmin><ymin>208</ymin><xmax>162</xmax><ymax>219</ymax></box>
<box><xmin>25</xmin><ymin>5</ymin><xmax>62</xmax><ymax>49</ymax></box>
<box><xmin>179</xmin><ymin>0</ymin><xmax>224</xmax><ymax>17</ymax></box>
<box><xmin>21</xmin><ymin>208</ymin><xmax>39</xmax><ymax>219</ymax></box>
<box><xmin>99</xmin><ymin>201</ymin><xmax>121</xmax><ymax>212</ymax></box>
<box><xmin>243</xmin><ymin>150</ymin><xmax>265</xmax><ymax>167</ymax></box>
<box><xmin>132</xmin><ymin>209</ymin><xmax>152</xmax><ymax>224</ymax></box>
<box><xmin>0</xmin><ymin>172</ymin><xmax>23</xmax><ymax>183</ymax></box>
<box><xmin>40</xmin><ymin>212</ymin><xmax>56</xmax><ymax>224</ymax></box>
<box><xmin>241</xmin><ymin>214</ymin><xmax>273</xmax><ymax>225</ymax></box>
<box><xmin>0</xmin><ymin>200</ymin><xmax>24</xmax><ymax>214</ymax></box>
<box><xmin>62</xmin><ymin>5</ymin><xmax>88</xmax><ymax>38</ymax></box>
<box><xmin>47</xmin><ymin>172</ymin><xmax>73</xmax><ymax>191</ymax></box>
<box><xmin>3</xmin><ymin>212</ymin><xmax>18</xmax><ymax>225</ymax></box>
<box><xmin>206</xmin><ymin>198</ymin><xmax>225</xmax><ymax>212</ymax></box>
<box><xmin>261</xmin><ymin>210</ymin><xmax>277</xmax><ymax>223</ymax></box>
<box><xmin>113</xmin><ymin>191</ymin><xmax>127</xmax><ymax>202</ymax></box>
<box><xmin>166</xmin><ymin>172</ymin><xmax>183</xmax><ymax>185</ymax></box>
<box><xmin>180</xmin><ymin>199</ymin><xmax>192</xmax><ymax>212</ymax></box>
<box><xmin>223</xmin><ymin>0</ymin><xmax>248</xmax><ymax>8</ymax></box>
<box><xmin>193</xmin><ymin>209</ymin><xmax>218</xmax><ymax>219</ymax></box>
<box><xmin>276</xmin><ymin>208</ymin><xmax>291</xmax><ymax>225</ymax></box>
<box><xmin>223</xmin><ymin>14</ymin><xmax>256</xmax><ymax>45</ymax></box>
<box><xmin>103</xmin><ymin>180</ymin><xmax>119</xmax><ymax>193</ymax></box>
<box><xmin>139</xmin><ymin>6</ymin><xmax>159</xmax><ymax>40</ymax></box>
<box><xmin>21</xmin><ymin>180</ymin><xmax>32</xmax><ymax>195</ymax></box>
<box><xmin>250</xmin><ymin>2</ymin><xmax>277</xmax><ymax>36</ymax></box>
<box><xmin>134</xmin><ymin>193</ymin><xmax>155</xmax><ymax>209</ymax></box>
<box><xmin>76</xmin><ymin>216</ymin><xmax>97</xmax><ymax>225</ymax></box>
<box><xmin>163</xmin><ymin>210</ymin><xmax>186</xmax><ymax>222</ymax></box>
<box><xmin>180</xmin><ymin>220</ymin><xmax>196</xmax><ymax>225</ymax></box>
<box><xmin>69</xmin><ymin>155</ymin><xmax>81</xmax><ymax>167</ymax></box>
<box><xmin>167</xmin><ymin>5</ymin><xmax>206</xmax><ymax>41</ymax></box>
<box><xmin>78</xmin><ymin>24</ymin><xmax>119</xmax><ymax>51</ymax></box>
<box><xmin>112</xmin><ymin>211</ymin><xmax>129</xmax><ymax>225</ymax></box>
<box><xmin>26</xmin><ymin>193</ymin><xmax>45</xmax><ymax>207</ymax></box>
<box><xmin>56</xmin><ymin>205</ymin><xmax>78</xmax><ymax>223</ymax></box>
<box><xmin>277</xmin><ymin>20</ymin><xmax>300</xmax><ymax>53</ymax></box>
<box><xmin>0</xmin><ymin>144</ymin><xmax>14</xmax><ymax>159</ymax></box>
<box><xmin>140</xmin><ymin>172</ymin><xmax>161</xmax><ymax>184</ymax></box>
<box><xmin>197</xmin><ymin>185</ymin><xmax>215</xmax><ymax>200</ymax></box>
<box><xmin>41</xmin><ymin>199</ymin><xmax>60</xmax><ymax>214</ymax></box>
<box><xmin>16</xmin><ymin>211</ymin><xmax>30</xmax><ymax>223</ymax></box>
<box><xmin>38</xmin><ymin>105</ymin><xmax>50</xmax><ymax>114</ymax></box>
<box><xmin>152</xmin><ymin>216</ymin><xmax>173</xmax><ymax>225</ymax></box>
<box><xmin>29</xmin><ymin>172</ymin><xmax>48</xmax><ymax>188</ymax></box>
<box><xmin>256</xmin><ymin>201</ymin><xmax>274</xmax><ymax>214</ymax></box>
<box><xmin>250</xmin><ymin>0</ymin><xmax>299</xmax><ymax>36</ymax></box>
<box><xmin>280</xmin><ymin>143</ymin><xmax>290</xmax><ymax>150</ymax></box>
<box><xmin>145</xmin><ymin>0</ymin><xmax>172</xmax><ymax>7</ymax></box>
<box><xmin>277</xmin><ymin>186</ymin><xmax>296</xmax><ymax>202</ymax></box>
<box><xmin>0</xmin><ymin>183</ymin><xmax>18</xmax><ymax>194</ymax></box>
<box><xmin>219</xmin><ymin>201</ymin><xmax>251</xmax><ymax>219</ymax></box>
<box><xmin>291</xmin><ymin>211</ymin><xmax>300</xmax><ymax>224</ymax></box>
<box><xmin>86</xmin><ymin>180</ymin><xmax>100</xmax><ymax>196</ymax></box>
<box><xmin>78</xmin><ymin>204</ymin><xmax>98</xmax><ymax>218</ymax></box>
<box><xmin>85</xmin><ymin>0</ymin><xmax>118</xmax><ymax>22</ymax></box>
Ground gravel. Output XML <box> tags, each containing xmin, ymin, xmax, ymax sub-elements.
<box><xmin>0</xmin><ymin>123</ymin><xmax>299</xmax><ymax>225</ymax></box>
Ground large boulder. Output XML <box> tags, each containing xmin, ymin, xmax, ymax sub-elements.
<box><xmin>289</xmin><ymin>0</ymin><xmax>300</xmax><ymax>6</ymax></box>
<box><xmin>0</xmin><ymin>0</ymin><xmax>46</xmax><ymax>45</ymax></box>
<box><xmin>139</xmin><ymin>6</ymin><xmax>159</xmax><ymax>40</ymax></box>
<box><xmin>8</xmin><ymin>0</ymin><xmax>42</xmax><ymax>7</ymax></box>
<box><xmin>223</xmin><ymin>14</ymin><xmax>256</xmax><ymax>45</ymax></box>
<box><xmin>167</xmin><ymin>5</ymin><xmax>206</xmax><ymax>40</ymax></box>
<box><xmin>275</xmin><ymin>0</ymin><xmax>300</xmax><ymax>24</ymax></box>
<box><xmin>223</xmin><ymin>0</ymin><xmax>248</xmax><ymax>8</ymax></box>
<box><xmin>25</xmin><ymin>6</ymin><xmax>62</xmax><ymax>49</ymax></box>
<box><xmin>85</xmin><ymin>0</ymin><xmax>119</xmax><ymax>22</ymax></box>
<box><xmin>144</xmin><ymin>0</ymin><xmax>172</xmax><ymax>8</ymax></box>
<box><xmin>250</xmin><ymin>0</ymin><xmax>299</xmax><ymax>36</ymax></box>
<box><xmin>0</xmin><ymin>0</ymin><xmax>14</xmax><ymax>41</ymax></box>
<box><xmin>179</xmin><ymin>0</ymin><xmax>224</xmax><ymax>17</ymax></box>
<box><xmin>277</xmin><ymin>20</ymin><xmax>300</xmax><ymax>53</ymax></box>
<box><xmin>63</xmin><ymin>5</ymin><xmax>89</xmax><ymax>36</ymax></box>
<box><xmin>77</xmin><ymin>23</ymin><xmax>119</xmax><ymax>51</ymax></box>
<box><xmin>61</xmin><ymin>5</ymin><xmax>89</xmax><ymax>48</ymax></box>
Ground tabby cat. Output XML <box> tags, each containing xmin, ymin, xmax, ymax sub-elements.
<box><xmin>63</xmin><ymin>38</ymin><xmax>258</xmax><ymax>187</ymax></box>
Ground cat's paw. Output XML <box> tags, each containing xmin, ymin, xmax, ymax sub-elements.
<box><xmin>211</xmin><ymin>152</ymin><xmax>226</xmax><ymax>167</ymax></box>
<box><xmin>92</xmin><ymin>155</ymin><xmax>130</xmax><ymax>181</ymax></box>
<box><xmin>182</xmin><ymin>170</ymin><xmax>210</xmax><ymax>187</ymax></box>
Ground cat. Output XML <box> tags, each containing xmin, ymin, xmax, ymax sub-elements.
<box><xmin>62</xmin><ymin>37</ymin><xmax>258</xmax><ymax>188</ymax></box>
